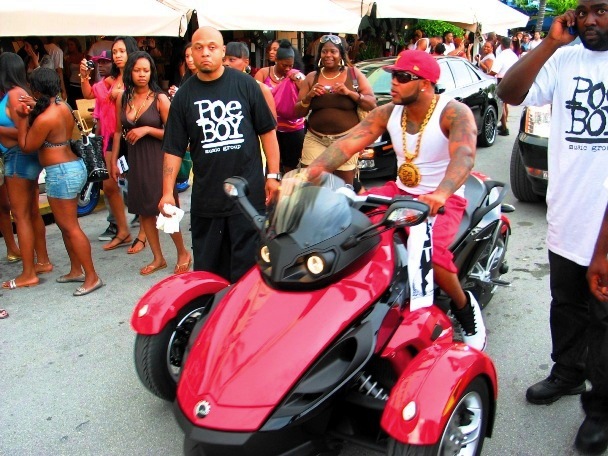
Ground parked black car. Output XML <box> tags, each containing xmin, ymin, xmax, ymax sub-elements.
<box><xmin>357</xmin><ymin>56</ymin><xmax>503</xmax><ymax>179</ymax></box>
<box><xmin>509</xmin><ymin>104</ymin><xmax>550</xmax><ymax>202</ymax></box>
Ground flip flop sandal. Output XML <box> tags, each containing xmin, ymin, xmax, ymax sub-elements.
<box><xmin>127</xmin><ymin>238</ymin><xmax>146</xmax><ymax>255</ymax></box>
<box><xmin>103</xmin><ymin>235</ymin><xmax>132</xmax><ymax>251</ymax></box>
<box><xmin>140</xmin><ymin>262</ymin><xmax>167</xmax><ymax>276</ymax></box>
<box><xmin>174</xmin><ymin>257</ymin><xmax>193</xmax><ymax>275</ymax></box>
<box><xmin>7</xmin><ymin>254</ymin><xmax>21</xmax><ymax>263</ymax></box>
<box><xmin>2</xmin><ymin>278</ymin><xmax>39</xmax><ymax>289</ymax></box>
<box><xmin>73</xmin><ymin>279</ymin><xmax>104</xmax><ymax>297</ymax></box>
<box><xmin>0</xmin><ymin>309</ymin><xmax>8</xmax><ymax>319</ymax></box>
<box><xmin>56</xmin><ymin>274</ymin><xmax>86</xmax><ymax>283</ymax></box>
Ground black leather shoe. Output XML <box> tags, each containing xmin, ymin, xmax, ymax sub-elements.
<box><xmin>525</xmin><ymin>374</ymin><xmax>586</xmax><ymax>404</ymax></box>
<box><xmin>575</xmin><ymin>417</ymin><xmax>608</xmax><ymax>454</ymax></box>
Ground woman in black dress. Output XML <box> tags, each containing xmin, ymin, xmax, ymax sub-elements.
<box><xmin>110</xmin><ymin>51</ymin><xmax>191</xmax><ymax>276</ymax></box>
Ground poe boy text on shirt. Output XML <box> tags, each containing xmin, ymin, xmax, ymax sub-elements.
<box><xmin>565</xmin><ymin>76</ymin><xmax>608</xmax><ymax>150</ymax></box>
<box><xmin>195</xmin><ymin>99</ymin><xmax>244</xmax><ymax>153</ymax></box>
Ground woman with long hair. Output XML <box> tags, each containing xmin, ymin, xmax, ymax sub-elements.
<box><xmin>294</xmin><ymin>34</ymin><xmax>376</xmax><ymax>185</ymax></box>
<box><xmin>0</xmin><ymin>52</ymin><xmax>52</xmax><ymax>290</ymax></box>
<box><xmin>111</xmin><ymin>51</ymin><xmax>190</xmax><ymax>276</ymax></box>
<box><xmin>168</xmin><ymin>42</ymin><xmax>196</xmax><ymax>98</ymax></box>
<box><xmin>20</xmin><ymin>37</ymin><xmax>53</xmax><ymax>76</ymax></box>
<box><xmin>79</xmin><ymin>36</ymin><xmax>146</xmax><ymax>253</ymax></box>
<box><xmin>14</xmin><ymin>68</ymin><xmax>103</xmax><ymax>295</ymax></box>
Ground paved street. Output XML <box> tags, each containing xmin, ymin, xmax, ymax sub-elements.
<box><xmin>0</xmin><ymin>105</ymin><xmax>589</xmax><ymax>456</ymax></box>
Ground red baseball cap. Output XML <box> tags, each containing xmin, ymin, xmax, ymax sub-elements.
<box><xmin>91</xmin><ymin>50</ymin><xmax>112</xmax><ymax>62</ymax></box>
<box><xmin>383</xmin><ymin>50</ymin><xmax>440</xmax><ymax>84</ymax></box>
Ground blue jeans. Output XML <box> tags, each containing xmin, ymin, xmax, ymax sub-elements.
<box><xmin>549</xmin><ymin>250</ymin><xmax>608</xmax><ymax>418</ymax></box>
<box><xmin>3</xmin><ymin>145</ymin><xmax>42</xmax><ymax>181</ymax></box>
<box><xmin>44</xmin><ymin>160</ymin><xmax>86</xmax><ymax>199</ymax></box>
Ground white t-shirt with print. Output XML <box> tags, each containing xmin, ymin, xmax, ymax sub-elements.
<box><xmin>521</xmin><ymin>43</ymin><xmax>608</xmax><ymax>265</ymax></box>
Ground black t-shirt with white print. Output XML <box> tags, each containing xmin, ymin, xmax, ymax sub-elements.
<box><xmin>163</xmin><ymin>67</ymin><xmax>276</xmax><ymax>217</ymax></box>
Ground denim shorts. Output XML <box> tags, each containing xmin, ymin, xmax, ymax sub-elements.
<box><xmin>3</xmin><ymin>145</ymin><xmax>43</xmax><ymax>181</ymax></box>
<box><xmin>45</xmin><ymin>159</ymin><xmax>86</xmax><ymax>199</ymax></box>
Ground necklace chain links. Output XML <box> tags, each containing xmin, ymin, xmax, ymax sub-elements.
<box><xmin>401</xmin><ymin>95</ymin><xmax>437</xmax><ymax>162</ymax></box>
<box><xmin>320</xmin><ymin>68</ymin><xmax>342</xmax><ymax>80</ymax></box>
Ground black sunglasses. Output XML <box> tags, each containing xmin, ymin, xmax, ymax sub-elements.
<box><xmin>320</xmin><ymin>35</ymin><xmax>342</xmax><ymax>45</ymax></box>
<box><xmin>391</xmin><ymin>71</ymin><xmax>421</xmax><ymax>84</ymax></box>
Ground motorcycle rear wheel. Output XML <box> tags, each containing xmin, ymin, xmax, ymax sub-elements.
<box><xmin>134</xmin><ymin>298</ymin><xmax>211</xmax><ymax>401</ymax></box>
<box><xmin>387</xmin><ymin>377</ymin><xmax>490</xmax><ymax>456</ymax></box>
<box><xmin>467</xmin><ymin>229</ymin><xmax>509</xmax><ymax>309</ymax></box>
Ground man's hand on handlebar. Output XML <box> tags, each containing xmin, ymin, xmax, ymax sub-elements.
<box><xmin>418</xmin><ymin>191</ymin><xmax>448</xmax><ymax>216</ymax></box>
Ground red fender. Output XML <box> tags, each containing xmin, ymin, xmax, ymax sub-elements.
<box><xmin>130</xmin><ymin>271</ymin><xmax>230</xmax><ymax>335</ymax></box>
<box><xmin>381</xmin><ymin>343</ymin><xmax>497</xmax><ymax>445</ymax></box>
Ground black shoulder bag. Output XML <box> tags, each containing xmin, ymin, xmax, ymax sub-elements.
<box><xmin>69</xmin><ymin>109</ymin><xmax>109</xmax><ymax>183</ymax></box>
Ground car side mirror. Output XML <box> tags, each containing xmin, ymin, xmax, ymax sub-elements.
<box><xmin>435</xmin><ymin>83</ymin><xmax>446</xmax><ymax>94</ymax></box>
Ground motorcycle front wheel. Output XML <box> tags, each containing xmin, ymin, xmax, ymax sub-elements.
<box><xmin>387</xmin><ymin>377</ymin><xmax>490</xmax><ymax>456</ymax></box>
<box><xmin>134</xmin><ymin>297</ymin><xmax>212</xmax><ymax>401</ymax></box>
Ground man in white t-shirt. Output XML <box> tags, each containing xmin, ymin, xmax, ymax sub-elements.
<box><xmin>442</xmin><ymin>31</ymin><xmax>455</xmax><ymax>54</ymax></box>
<box><xmin>498</xmin><ymin>2</ymin><xmax>608</xmax><ymax>453</ymax></box>
<box><xmin>43</xmin><ymin>38</ymin><xmax>66</xmax><ymax>100</ymax></box>
<box><xmin>490</xmin><ymin>36</ymin><xmax>518</xmax><ymax>135</ymax></box>
<box><xmin>528</xmin><ymin>30</ymin><xmax>543</xmax><ymax>50</ymax></box>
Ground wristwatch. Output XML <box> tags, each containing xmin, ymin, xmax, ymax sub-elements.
<box><xmin>266</xmin><ymin>173</ymin><xmax>282</xmax><ymax>181</ymax></box>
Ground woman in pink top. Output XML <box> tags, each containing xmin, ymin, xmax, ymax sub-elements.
<box><xmin>80</xmin><ymin>37</ymin><xmax>146</xmax><ymax>253</ymax></box>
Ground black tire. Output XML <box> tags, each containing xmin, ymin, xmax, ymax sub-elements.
<box><xmin>509</xmin><ymin>141</ymin><xmax>543</xmax><ymax>203</ymax></box>
<box><xmin>477</xmin><ymin>105</ymin><xmax>497</xmax><ymax>148</ymax></box>
<box><xmin>387</xmin><ymin>377</ymin><xmax>490</xmax><ymax>456</ymax></box>
<box><xmin>134</xmin><ymin>298</ymin><xmax>212</xmax><ymax>401</ymax></box>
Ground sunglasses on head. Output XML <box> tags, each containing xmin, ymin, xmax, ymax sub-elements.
<box><xmin>391</xmin><ymin>71</ymin><xmax>421</xmax><ymax>84</ymax></box>
<box><xmin>320</xmin><ymin>35</ymin><xmax>342</xmax><ymax>45</ymax></box>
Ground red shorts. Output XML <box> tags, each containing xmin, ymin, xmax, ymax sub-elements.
<box><xmin>364</xmin><ymin>181</ymin><xmax>467</xmax><ymax>273</ymax></box>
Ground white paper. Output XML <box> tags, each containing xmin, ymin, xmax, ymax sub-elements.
<box><xmin>156</xmin><ymin>204</ymin><xmax>184</xmax><ymax>234</ymax></box>
<box><xmin>408</xmin><ymin>219</ymin><xmax>435</xmax><ymax>311</ymax></box>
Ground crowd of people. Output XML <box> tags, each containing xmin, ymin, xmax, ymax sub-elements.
<box><xmin>2</xmin><ymin>13</ymin><xmax>608</xmax><ymax>455</ymax></box>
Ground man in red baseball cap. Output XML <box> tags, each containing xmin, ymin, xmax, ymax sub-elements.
<box><xmin>305</xmin><ymin>49</ymin><xmax>486</xmax><ymax>350</ymax></box>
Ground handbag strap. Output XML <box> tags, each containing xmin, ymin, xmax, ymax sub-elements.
<box><xmin>349</xmin><ymin>67</ymin><xmax>359</xmax><ymax>92</ymax></box>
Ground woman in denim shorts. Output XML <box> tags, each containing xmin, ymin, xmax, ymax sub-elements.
<box><xmin>12</xmin><ymin>68</ymin><xmax>103</xmax><ymax>296</ymax></box>
<box><xmin>0</xmin><ymin>52</ymin><xmax>52</xmax><ymax>290</ymax></box>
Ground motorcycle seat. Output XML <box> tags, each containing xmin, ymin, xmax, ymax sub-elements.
<box><xmin>450</xmin><ymin>174</ymin><xmax>487</xmax><ymax>249</ymax></box>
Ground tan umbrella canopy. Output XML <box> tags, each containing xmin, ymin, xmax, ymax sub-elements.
<box><xmin>0</xmin><ymin>0</ymin><xmax>189</xmax><ymax>37</ymax></box>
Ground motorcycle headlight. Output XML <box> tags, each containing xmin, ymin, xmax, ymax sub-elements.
<box><xmin>260</xmin><ymin>245</ymin><xmax>271</xmax><ymax>263</ymax></box>
<box><xmin>524</xmin><ymin>104</ymin><xmax>551</xmax><ymax>138</ymax></box>
<box><xmin>306</xmin><ymin>254</ymin><xmax>325</xmax><ymax>275</ymax></box>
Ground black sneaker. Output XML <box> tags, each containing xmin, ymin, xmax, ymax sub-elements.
<box><xmin>526</xmin><ymin>374</ymin><xmax>586</xmax><ymax>405</ymax></box>
<box><xmin>498</xmin><ymin>126</ymin><xmax>510</xmax><ymax>136</ymax></box>
<box><xmin>98</xmin><ymin>223</ymin><xmax>118</xmax><ymax>241</ymax></box>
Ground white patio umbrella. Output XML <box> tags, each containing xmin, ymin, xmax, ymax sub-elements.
<box><xmin>0</xmin><ymin>0</ymin><xmax>189</xmax><ymax>37</ymax></box>
<box><xmin>332</xmin><ymin>0</ymin><xmax>529</xmax><ymax>34</ymax></box>
<box><xmin>180</xmin><ymin>0</ymin><xmax>363</xmax><ymax>33</ymax></box>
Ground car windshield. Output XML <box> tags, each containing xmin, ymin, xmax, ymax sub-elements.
<box><xmin>266</xmin><ymin>173</ymin><xmax>352</xmax><ymax>248</ymax></box>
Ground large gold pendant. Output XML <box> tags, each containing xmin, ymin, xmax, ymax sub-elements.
<box><xmin>398</xmin><ymin>162</ymin><xmax>421</xmax><ymax>187</ymax></box>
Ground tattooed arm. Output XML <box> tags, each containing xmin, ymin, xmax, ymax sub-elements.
<box><xmin>158</xmin><ymin>153</ymin><xmax>182</xmax><ymax>216</ymax></box>
<box><xmin>307</xmin><ymin>104</ymin><xmax>394</xmax><ymax>181</ymax></box>
<box><xmin>419</xmin><ymin>100</ymin><xmax>476</xmax><ymax>215</ymax></box>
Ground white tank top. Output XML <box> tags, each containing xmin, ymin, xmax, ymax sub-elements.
<box><xmin>387</xmin><ymin>96</ymin><xmax>464</xmax><ymax>197</ymax></box>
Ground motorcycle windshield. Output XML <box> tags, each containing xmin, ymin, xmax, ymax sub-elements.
<box><xmin>267</xmin><ymin>175</ymin><xmax>352</xmax><ymax>248</ymax></box>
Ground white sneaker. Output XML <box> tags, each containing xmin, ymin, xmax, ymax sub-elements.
<box><xmin>461</xmin><ymin>291</ymin><xmax>487</xmax><ymax>351</ymax></box>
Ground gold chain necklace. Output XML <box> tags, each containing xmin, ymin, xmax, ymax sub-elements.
<box><xmin>320</xmin><ymin>68</ymin><xmax>342</xmax><ymax>80</ymax></box>
<box><xmin>129</xmin><ymin>90</ymin><xmax>153</xmax><ymax>123</ymax></box>
<box><xmin>397</xmin><ymin>95</ymin><xmax>438</xmax><ymax>187</ymax></box>
<box><xmin>271</xmin><ymin>66</ymin><xmax>284</xmax><ymax>82</ymax></box>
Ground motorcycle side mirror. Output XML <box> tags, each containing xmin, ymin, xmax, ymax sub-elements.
<box><xmin>435</xmin><ymin>83</ymin><xmax>446</xmax><ymax>94</ymax></box>
<box><xmin>382</xmin><ymin>200</ymin><xmax>429</xmax><ymax>228</ymax></box>
<box><xmin>224</xmin><ymin>177</ymin><xmax>250</xmax><ymax>199</ymax></box>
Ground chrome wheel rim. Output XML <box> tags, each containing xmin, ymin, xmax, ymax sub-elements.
<box><xmin>484</xmin><ymin>108</ymin><xmax>497</xmax><ymax>144</ymax></box>
<box><xmin>166</xmin><ymin>307</ymin><xmax>206</xmax><ymax>381</ymax></box>
<box><xmin>438</xmin><ymin>390</ymin><xmax>484</xmax><ymax>456</ymax></box>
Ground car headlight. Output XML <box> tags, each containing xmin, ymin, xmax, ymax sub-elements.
<box><xmin>260</xmin><ymin>245</ymin><xmax>271</xmax><ymax>263</ymax></box>
<box><xmin>524</xmin><ymin>104</ymin><xmax>551</xmax><ymax>138</ymax></box>
<box><xmin>306</xmin><ymin>255</ymin><xmax>325</xmax><ymax>275</ymax></box>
